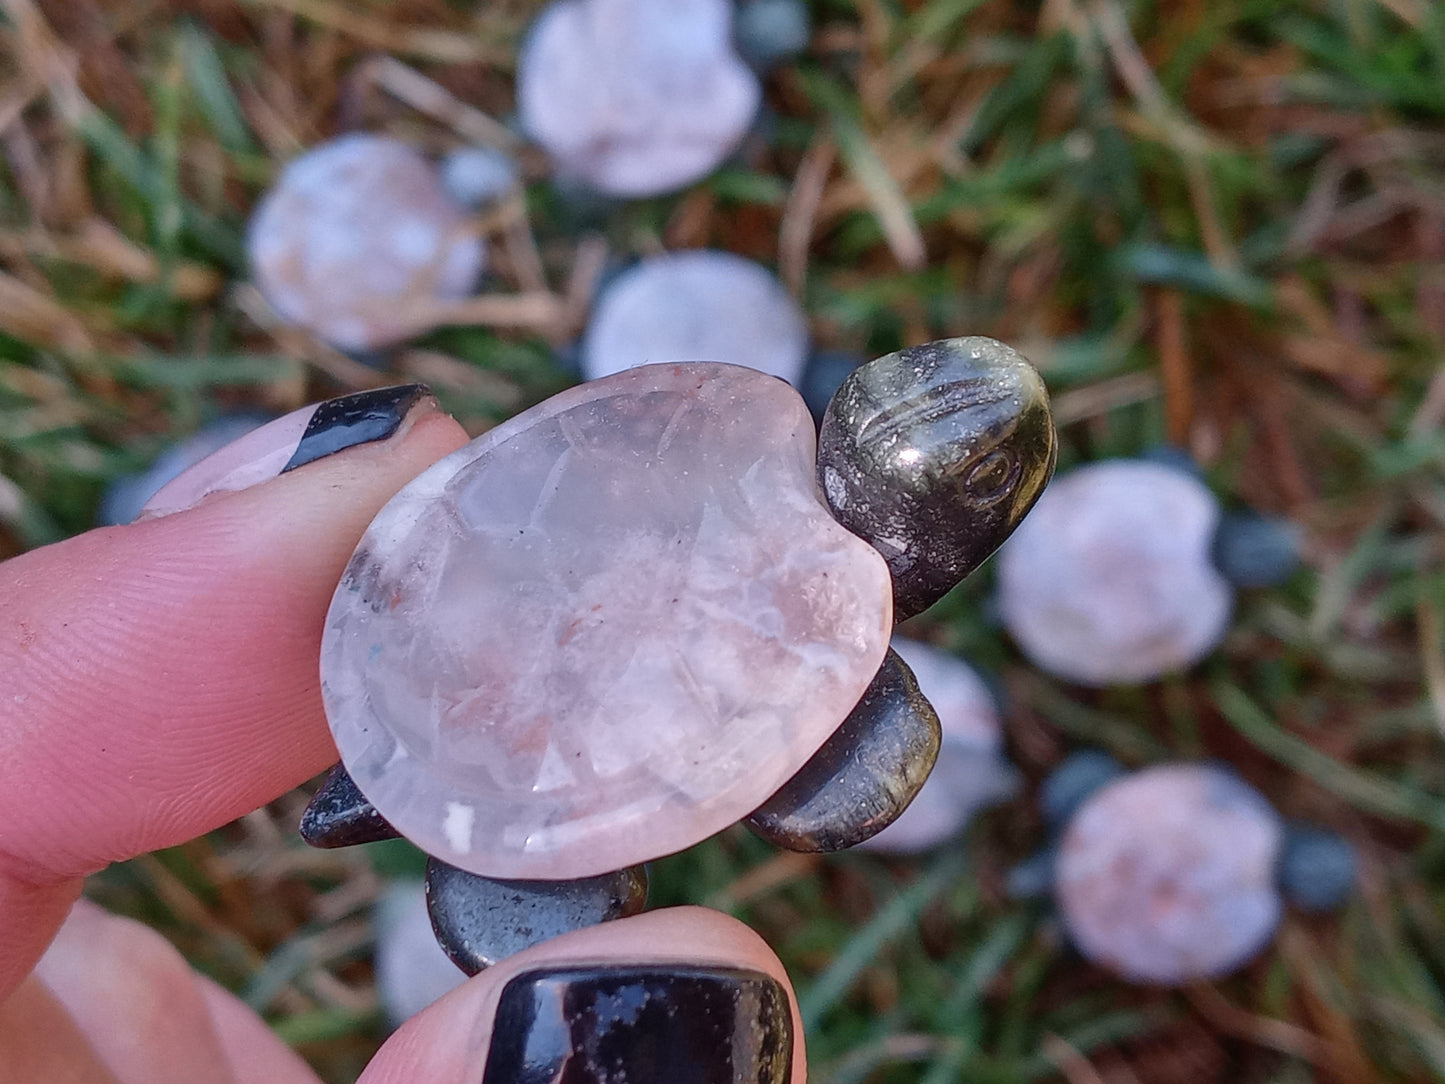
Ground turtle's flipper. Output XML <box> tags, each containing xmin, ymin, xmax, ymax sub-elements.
<box><xmin>746</xmin><ymin>648</ymin><xmax>940</xmax><ymax>851</ymax></box>
<box><xmin>426</xmin><ymin>859</ymin><xmax>649</xmax><ymax>976</ymax></box>
<box><xmin>300</xmin><ymin>766</ymin><xmax>647</xmax><ymax>974</ymax></box>
<box><xmin>299</xmin><ymin>763</ymin><xmax>402</xmax><ymax>848</ymax></box>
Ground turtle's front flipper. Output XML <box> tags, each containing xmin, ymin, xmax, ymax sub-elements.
<box><xmin>426</xmin><ymin>859</ymin><xmax>649</xmax><ymax>975</ymax></box>
<box><xmin>746</xmin><ymin>648</ymin><xmax>940</xmax><ymax>851</ymax></box>
<box><xmin>300</xmin><ymin>763</ymin><xmax>402</xmax><ymax>847</ymax></box>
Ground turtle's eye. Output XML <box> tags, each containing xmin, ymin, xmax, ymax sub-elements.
<box><xmin>959</xmin><ymin>449</ymin><xmax>1018</xmax><ymax>507</ymax></box>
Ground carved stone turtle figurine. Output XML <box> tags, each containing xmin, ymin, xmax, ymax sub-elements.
<box><xmin>1011</xmin><ymin>754</ymin><xmax>1359</xmax><ymax>985</ymax></box>
<box><xmin>302</xmin><ymin>336</ymin><xmax>1056</xmax><ymax>973</ymax></box>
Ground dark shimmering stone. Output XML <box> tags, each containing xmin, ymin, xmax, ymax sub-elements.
<box><xmin>426</xmin><ymin>859</ymin><xmax>649</xmax><ymax>976</ymax></box>
<box><xmin>1040</xmin><ymin>749</ymin><xmax>1125</xmax><ymax>830</ymax></box>
<box><xmin>1277</xmin><ymin>826</ymin><xmax>1357</xmax><ymax>912</ymax></box>
<box><xmin>1211</xmin><ymin>509</ymin><xmax>1302</xmax><ymax>589</ymax></box>
<box><xmin>817</xmin><ymin>336</ymin><xmax>1057</xmax><ymax>619</ymax></box>
<box><xmin>482</xmin><ymin>965</ymin><xmax>792</xmax><ymax>1084</ymax></box>
<box><xmin>299</xmin><ymin>763</ymin><xmax>401</xmax><ymax>848</ymax></box>
<box><xmin>745</xmin><ymin>649</ymin><xmax>941</xmax><ymax>852</ymax></box>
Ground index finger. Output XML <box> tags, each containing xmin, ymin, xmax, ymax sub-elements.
<box><xmin>0</xmin><ymin>393</ymin><xmax>467</xmax><ymax>995</ymax></box>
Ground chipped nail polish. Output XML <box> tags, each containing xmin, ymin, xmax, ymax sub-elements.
<box><xmin>140</xmin><ymin>384</ymin><xmax>434</xmax><ymax>518</ymax></box>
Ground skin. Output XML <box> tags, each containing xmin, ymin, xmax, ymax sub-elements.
<box><xmin>0</xmin><ymin>402</ymin><xmax>804</xmax><ymax>1082</ymax></box>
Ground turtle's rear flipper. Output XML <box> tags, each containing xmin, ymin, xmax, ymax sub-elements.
<box><xmin>426</xmin><ymin>859</ymin><xmax>649</xmax><ymax>976</ymax></box>
<box><xmin>300</xmin><ymin>764</ymin><xmax>648</xmax><ymax>975</ymax></box>
<box><xmin>299</xmin><ymin>762</ymin><xmax>402</xmax><ymax>848</ymax></box>
<box><xmin>745</xmin><ymin>648</ymin><xmax>940</xmax><ymax>851</ymax></box>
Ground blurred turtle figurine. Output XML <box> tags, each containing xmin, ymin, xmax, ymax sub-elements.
<box><xmin>1013</xmin><ymin>755</ymin><xmax>1358</xmax><ymax>985</ymax></box>
<box><xmin>517</xmin><ymin>0</ymin><xmax>760</xmax><ymax>199</ymax></box>
<box><xmin>997</xmin><ymin>458</ymin><xmax>1302</xmax><ymax>686</ymax></box>
<box><xmin>302</xmin><ymin>337</ymin><xmax>1056</xmax><ymax>973</ymax></box>
<box><xmin>248</xmin><ymin>134</ymin><xmax>485</xmax><ymax>355</ymax></box>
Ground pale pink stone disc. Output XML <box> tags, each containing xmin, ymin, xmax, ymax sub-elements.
<box><xmin>997</xmin><ymin>460</ymin><xmax>1232</xmax><ymax>686</ymax></box>
<box><xmin>1056</xmin><ymin>764</ymin><xmax>1283</xmax><ymax>985</ymax></box>
<box><xmin>248</xmin><ymin>134</ymin><xmax>485</xmax><ymax>351</ymax></box>
<box><xmin>517</xmin><ymin>0</ymin><xmax>760</xmax><ymax>197</ymax></box>
<box><xmin>321</xmin><ymin>363</ymin><xmax>892</xmax><ymax>879</ymax></box>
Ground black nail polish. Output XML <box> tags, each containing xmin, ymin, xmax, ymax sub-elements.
<box><xmin>426</xmin><ymin>859</ymin><xmax>648</xmax><ymax>976</ymax></box>
<box><xmin>299</xmin><ymin>763</ymin><xmax>401</xmax><ymax>847</ymax></box>
<box><xmin>483</xmin><ymin>965</ymin><xmax>792</xmax><ymax>1084</ymax></box>
<box><xmin>746</xmin><ymin>648</ymin><xmax>941</xmax><ymax>851</ymax></box>
<box><xmin>281</xmin><ymin>383</ymin><xmax>431</xmax><ymax>473</ymax></box>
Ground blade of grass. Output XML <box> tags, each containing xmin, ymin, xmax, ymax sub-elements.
<box><xmin>1118</xmin><ymin>243</ymin><xmax>1273</xmax><ymax>306</ymax></box>
<box><xmin>269</xmin><ymin>1007</ymin><xmax>377</xmax><ymax>1046</ymax></box>
<box><xmin>0</xmin><ymin>470</ymin><xmax>65</xmax><ymax>546</ymax></box>
<box><xmin>72</xmin><ymin>105</ymin><xmax>243</xmax><ymax>268</ymax></box>
<box><xmin>965</xmin><ymin>1010</ymin><xmax>1158</xmax><ymax>1082</ymax></box>
<box><xmin>1213</xmin><ymin>681</ymin><xmax>1445</xmax><ymax>832</ymax></box>
<box><xmin>795</xmin><ymin>69</ymin><xmax>927</xmax><ymax>270</ymax></box>
<box><xmin>917</xmin><ymin>914</ymin><xmax>1031</xmax><ymax>1084</ymax></box>
<box><xmin>937</xmin><ymin>912</ymin><xmax>1031</xmax><ymax>1023</ymax></box>
<box><xmin>798</xmin><ymin>849</ymin><xmax>967</xmax><ymax>1031</ymax></box>
<box><xmin>178</xmin><ymin>23</ymin><xmax>256</xmax><ymax>154</ymax></box>
<box><xmin>76</xmin><ymin>353</ymin><xmax>304</xmax><ymax>389</ymax></box>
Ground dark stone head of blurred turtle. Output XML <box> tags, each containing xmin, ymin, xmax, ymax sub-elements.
<box><xmin>818</xmin><ymin>336</ymin><xmax>1057</xmax><ymax>619</ymax></box>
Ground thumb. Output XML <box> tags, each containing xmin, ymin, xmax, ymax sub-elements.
<box><xmin>363</xmin><ymin>906</ymin><xmax>805</xmax><ymax>1084</ymax></box>
<box><xmin>0</xmin><ymin>385</ymin><xmax>468</xmax><ymax>995</ymax></box>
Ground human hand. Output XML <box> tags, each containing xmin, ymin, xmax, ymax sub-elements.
<box><xmin>0</xmin><ymin>386</ymin><xmax>803</xmax><ymax>1083</ymax></box>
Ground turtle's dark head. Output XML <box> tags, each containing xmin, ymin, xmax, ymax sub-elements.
<box><xmin>817</xmin><ymin>336</ymin><xmax>1056</xmax><ymax>619</ymax></box>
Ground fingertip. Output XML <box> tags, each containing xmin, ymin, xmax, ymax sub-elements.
<box><xmin>33</xmin><ymin>901</ymin><xmax>236</xmax><ymax>1084</ymax></box>
<box><xmin>0</xmin><ymin>402</ymin><xmax>470</xmax><ymax>885</ymax></box>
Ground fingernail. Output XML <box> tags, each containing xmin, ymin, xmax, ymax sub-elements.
<box><xmin>483</xmin><ymin>965</ymin><xmax>793</xmax><ymax>1084</ymax></box>
<box><xmin>140</xmin><ymin>384</ymin><xmax>435</xmax><ymax>518</ymax></box>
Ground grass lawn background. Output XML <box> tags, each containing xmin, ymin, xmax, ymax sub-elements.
<box><xmin>1</xmin><ymin>0</ymin><xmax>1442</xmax><ymax>1080</ymax></box>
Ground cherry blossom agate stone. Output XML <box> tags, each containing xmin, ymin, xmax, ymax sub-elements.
<box><xmin>1056</xmin><ymin>764</ymin><xmax>1283</xmax><ymax>985</ymax></box>
<box><xmin>248</xmin><ymin>135</ymin><xmax>484</xmax><ymax>351</ymax></box>
<box><xmin>581</xmin><ymin>251</ymin><xmax>809</xmax><ymax>384</ymax></box>
<box><xmin>321</xmin><ymin>363</ymin><xmax>892</xmax><ymax>879</ymax></box>
<box><xmin>997</xmin><ymin>460</ymin><xmax>1232</xmax><ymax>686</ymax></box>
<box><xmin>518</xmin><ymin>0</ymin><xmax>760</xmax><ymax>197</ymax></box>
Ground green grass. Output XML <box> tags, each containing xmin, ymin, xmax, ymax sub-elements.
<box><xmin>4</xmin><ymin>0</ymin><xmax>1445</xmax><ymax>1080</ymax></box>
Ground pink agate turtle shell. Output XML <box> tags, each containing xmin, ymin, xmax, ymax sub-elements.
<box><xmin>1056</xmin><ymin>764</ymin><xmax>1284</xmax><ymax>984</ymax></box>
<box><xmin>321</xmin><ymin>363</ymin><xmax>892</xmax><ymax>879</ymax></box>
<box><xmin>997</xmin><ymin>460</ymin><xmax>1232</xmax><ymax>685</ymax></box>
<box><xmin>248</xmin><ymin>134</ymin><xmax>484</xmax><ymax>351</ymax></box>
